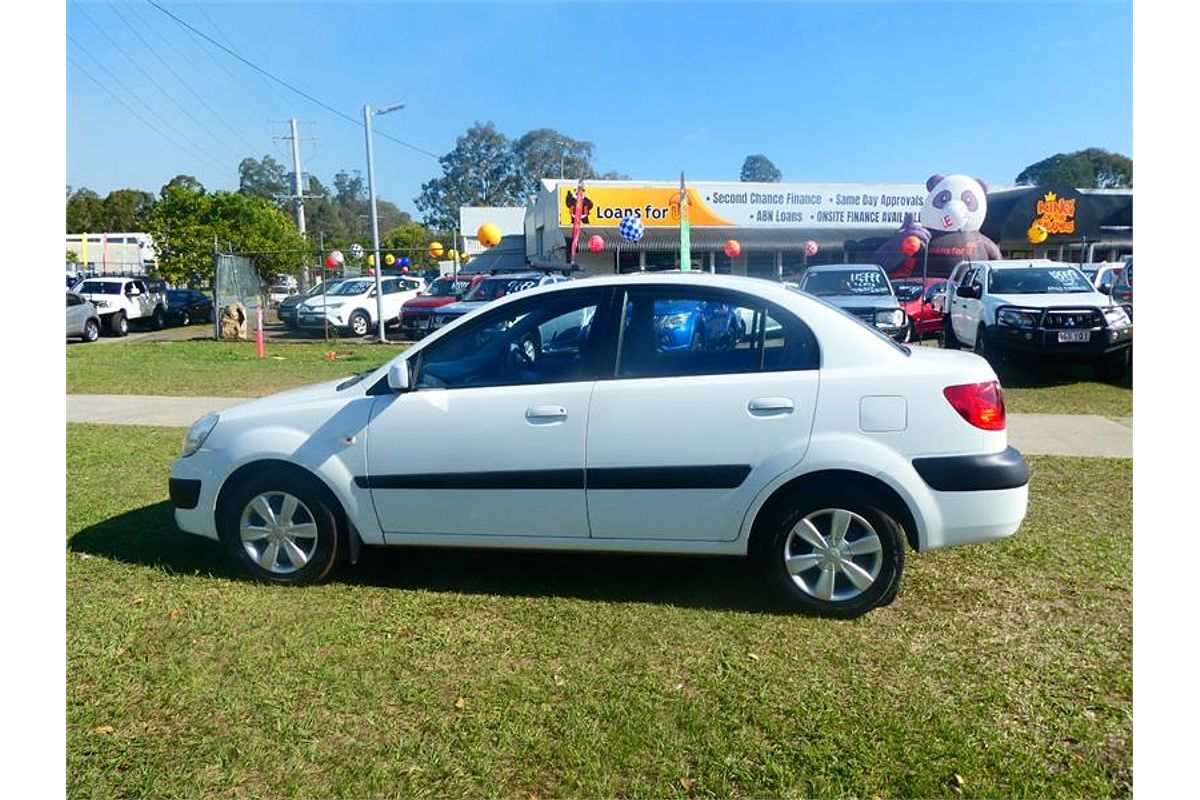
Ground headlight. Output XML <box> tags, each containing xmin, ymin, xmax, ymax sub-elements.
<box><xmin>997</xmin><ymin>308</ymin><xmax>1039</xmax><ymax>329</ymax></box>
<box><xmin>1104</xmin><ymin>307</ymin><xmax>1131</xmax><ymax>328</ymax></box>
<box><xmin>659</xmin><ymin>313</ymin><xmax>691</xmax><ymax>329</ymax></box>
<box><xmin>181</xmin><ymin>413</ymin><xmax>219</xmax><ymax>458</ymax></box>
<box><xmin>874</xmin><ymin>309</ymin><xmax>903</xmax><ymax>327</ymax></box>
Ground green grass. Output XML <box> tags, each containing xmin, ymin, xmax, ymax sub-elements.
<box><xmin>66</xmin><ymin>340</ymin><xmax>404</xmax><ymax>398</ymax></box>
<box><xmin>68</xmin><ymin>424</ymin><xmax>1131</xmax><ymax>798</ymax></box>
<box><xmin>996</xmin><ymin>361</ymin><xmax>1132</xmax><ymax>417</ymax></box>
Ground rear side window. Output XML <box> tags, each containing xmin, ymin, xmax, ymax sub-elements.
<box><xmin>616</xmin><ymin>289</ymin><xmax>818</xmax><ymax>379</ymax></box>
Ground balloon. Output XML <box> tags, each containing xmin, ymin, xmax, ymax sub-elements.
<box><xmin>723</xmin><ymin>239</ymin><xmax>741</xmax><ymax>258</ymax></box>
<box><xmin>1027</xmin><ymin>223</ymin><xmax>1049</xmax><ymax>245</ymax></box>
<box><xmin>588</xmin><ymin>235</ymin><xmax>605</xmax><ymax>253</ymax></box>
<box><xmin>367</xmin><ymin>254</ymin><xmax>375</xmax><ymax>266</ymax></box>
<box><xmin>618</xmin><ymin>215</ymin><xmax>645</xmax><ymax>242</ymax></box>
<box><xmin>349</xmin><ymin>243</ymin><xmax>365</xmax><ymax>260</ymax></box>
<box><xmin>385</xmin><ymin>253</ymin><xmax>395</xmax><ymax>266</ymax></box>
<box><xmin>447</xmin><ymin>249</ymin><xmax>459</xmax><ymax>262</ymax></box>
<box><xmin>901</xmin><ymin>235</ymin><xmax>922</xmax><ymax>255</ymax></box>
<box><xmin>399</xmin><ymin>257</ymin><xmax>410</xmax><ymax>268</ymax></box>
<box><xmin>804</xmin><ymin>240</ymin><xmax>818</xmax><ymax>257</ymax></box>
<box><xmin>460</xmin><ymin>253</ymin><xmax>469</xmax><ymax>265</ymax></box>
<box><xmin>325</xmin><ymin>250</ymin><xmax>344</xmax><ymax>269</ymax></box>
<box><xmin>477</xmin><ymin>222</ymin><xmax>502</xmax><ymax>248</ymax></box>
<box><xmin>428</xmin><ymin>241</ymin><xmax>444</xmax><ymax>259</ymax></box>
<box><xmin>401</xmin><ymin>266</ymin><xmax>409</xmax><ymax>273</ymax></box>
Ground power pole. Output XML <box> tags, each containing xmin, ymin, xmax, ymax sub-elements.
<box><xmin>289</xmin><ymin>118</ymin><xmax>306</xmax><ymax>236</ymax></box>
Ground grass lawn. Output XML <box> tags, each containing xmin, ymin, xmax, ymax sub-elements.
<box><xmin>67</xmin><ymin>424</ymin><xmax>1131</xmax><ymax>798</ymax></box>
<box><xmin>66</xmin><ymin>340</ymin><xmax>403</xmax><ymax>398</ymax></box>
<box><xmin>67</xmin><ymin>339</ymin><xmax>1132</xmax><ymax>418</ymax></box>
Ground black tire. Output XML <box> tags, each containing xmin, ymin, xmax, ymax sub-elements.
<box><xmin>941</xmin><ymin>318</ymin><xmax>961</xmax><ymax>350</ymax></box>
<box><xmin>217</xmin><ymin>470</ymin><xmax>344</xmax><ymax>586</ymax></box>
<box><xmin>756</xmin><ymin>485</ymin><xmax>905</xmax><ymax>618</ymax></box>
<box><xmin>152</xmin><ymin>306</ymin><xmax>165</xmax><ymax>329</ymax></box>
<box><xmin>108</xmin><ymin>311</ymin><xmax>128</xmax><ymax>337</ymax></box>
<box><xmin>180</xmin><ymin>310</ymin><xmax>192</xmax><ymax>327</ymax></box>
<box><xmin>83</xmin><ymin>318</ymin><xmax>100</xmax><ymax>343</ymax></box>
<box><xmin>1093</xmin><ymin>348</ymin><xmax>1130</xmax><ymax>383</ymax></box>
<box><xmin>973</xmin><ymin>324</ymin><xmax>993</xmax><ymax>362</ymax></box>
<box><xmin>348</xmin><ymin>310</ymin><xmax>370</xmax><ymax>337</ymax></box>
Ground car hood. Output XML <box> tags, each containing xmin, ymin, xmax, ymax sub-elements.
<box><xmin>813</xmin><ymin>294</ymin><xmax>901</xmax><ymax>309</ymax></box>
<box><xmin>987</xmin><ymin>291</ymin><xmax>1114</xmax><ymax>309</ymax></box>
<box><xmin>297</xmin><ymin>297</ymin><xmax>353</xmax><ymax>310</ymax></box>
<box><xmin>404</xmin><ymin>296</ymin><xmax>456</xmax><ymax>310</ymax></box>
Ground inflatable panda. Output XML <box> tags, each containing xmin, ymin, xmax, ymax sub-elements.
<box><xmin>871</xmin><ymin>174</ymin><xmax>1001</xmax><ymax>279</ymax></box>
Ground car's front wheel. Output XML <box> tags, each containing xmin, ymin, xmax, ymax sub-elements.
<box><xmin>348</xmin><ymin>311</ymin><xmax>370</xmax><ymax>337</ymax></box>
<box><xmin>180</xmin><ymin>310</ymin><xmax>191</xmax><ymax>327</ymax></box>
<box><xmin>757</xmin><ymin>487</ymin><xmax>905</xmax><ymax>618</ymax></box>
<box><xmin>941</xmin><ymin>318</ymin><xmax>961</xmax><ymax>350</ymax></box>
<box><xmin>108</xmin><ymin>311</ymin><xmax>128</xmax><ymax>337</ymax></box>
<box><xmin>218</xmin><ymin>471</ymin><xmax>343</xmax><ymax>585</ymax></box>
<box><xmin>83</xmin><ymin>318</ymin><xmax>100</xmax><ymax>343</ymax></box>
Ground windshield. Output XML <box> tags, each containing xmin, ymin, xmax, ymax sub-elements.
<box><xmin>328</xmin><ymin>279</ymin><xmax>373</xmax><ymax>296</ymax></box>
<box><xmin>892</xmin><ymin>283</ymin><xmax>924</xmax><ymax>302</ymax></box>
<box><xmin>988</xmin><ymin>267</ymin><xmax>1093</xmax><ymax>294</ymax></box>
<box><xmin>464</xmin><ymin>276</ymin><xmax>539</xmax><ymax>302</ymax></box>
<box><xmin>76</xmin><ymin>281</ymin><xmax>121</xmax><ymax>294</ymax></box>
<box><xmin>426</xmin><ymin>277</ymin><xmax>474</xmax><ymax>297</ymax></box>
<box><xmin>802</xmin><ymin>268</ymin><xmax>891</xmax><ymax>297</ymax></box>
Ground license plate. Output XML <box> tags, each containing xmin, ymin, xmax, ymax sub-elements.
<box><xmin>1058</xmin><ymin>330</ymin><xmax>1090</xmax><ymax>343</ymax></box>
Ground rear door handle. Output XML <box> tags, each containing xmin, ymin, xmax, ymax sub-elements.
<box><xmin>526</xmin><ymin>405</ymin><xmax>568</xmax><ymax>420</ymax></box>
<box><xmin>748</xmin><ymin>397</ymin><xmax>794</xmax><ymax>414</ymax></box>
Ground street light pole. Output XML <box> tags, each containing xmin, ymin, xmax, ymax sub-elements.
<box><xmin>363</xmin><ymin>101</ymin><xmax>405</xmax><ymax>342</ymax></box>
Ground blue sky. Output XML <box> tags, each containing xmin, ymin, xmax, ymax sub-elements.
<box><xmin>66</xmin><ymin>1</ymin><xmax>1132</xmax><ymax>217</ymax></box>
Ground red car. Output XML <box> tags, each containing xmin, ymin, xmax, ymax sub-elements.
<box><xmin>398</xmin><ymin>274</ymin><xmax>489</xmax><ymax>339</ymax></box>
<box><xmin>892</xmin><ymin>278</ymin><xmax>947</xmax><ymax>339</ymax></box>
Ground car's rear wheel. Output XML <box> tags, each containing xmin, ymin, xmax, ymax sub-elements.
<box><xmin>83</xmin><ymin>318</ymin><xmax>100</xmax><ymax>343</ymax></box>
<box><xmin>757</xmin><ymin>487</ymin><xmax>904</xmax><ymax>618</ymax></box>
<box><xmin>218</xmin><ymin>472</ymin><xmax>343</xmax><ymax>585</ymax></box>
<box><xmin>349</xmin><ymin>311</ymin><xmax>370</xmax><ymax>337</ymax></box>
<box><xmin>108</xmin><ymin>311</ymin><xmax>128</xmax><ymax>337</ymax></box>
<box><xmin>152</xmin><ymin>306</ymin><xmax>165</xmax><ymax>329</ymax></box>
<box><xmin>973</xmin><ymin>324</ymin><xmax>993</xmax><ymax>361</ymax></box>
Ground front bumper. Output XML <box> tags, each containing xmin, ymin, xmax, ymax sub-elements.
<box><xmin>169</xmin><ymin>451</ymin><xmax>227</xmax><ymax>541</ymax></box>
<box><xmin>991</xmin><ymin>323</ymin><xmax>1132</xmax><ymax>359</ymax></box>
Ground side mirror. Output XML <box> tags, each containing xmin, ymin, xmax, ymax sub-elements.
<box><xmin>1098</xmin><ymin>284</ymin><xmax>1112</xmax><ymax>295</ymax></box>
<box><xmin>387</xmin><ymin>362</ymin><xmax>411</xmax><ymax>392</ymax></box>
<box><xmin>955</xmin><ymin>285</ymin><xmax>978</xmax><ymax>299</ymax></box>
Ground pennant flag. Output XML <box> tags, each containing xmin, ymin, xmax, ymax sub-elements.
<box><xmin>568</xmin><ymin>178</ymin><xmax>586</xmax><ymax>263</ymax></box>
<box><xmin>679</xmin><ymin>172</ymin><xmax>691</xmax><ymax>272</ymax></box>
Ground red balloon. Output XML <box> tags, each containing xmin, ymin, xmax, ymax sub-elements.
<box><xmin>901</xmin><ymin>235</ymin><xmax>922</xmax><ymax>255</ymax></box>
<box><xmin>588</xmin><ymin>235</ymin><xmax>604</xmax><ymax>254</ymax></box>
<box><xmin>324</xmin><ymin>254</ymin><xmax>339</xmax><ymax>269</ymax></box>
<box><xmin>723</xmin><ymin>239</ymin><xmax>741</xmax><ymax>258</ymax></box>
<box><xmin>804</xmin><ymin>240</ymin><xmax>818</xmax><ymax>257</ymax></box>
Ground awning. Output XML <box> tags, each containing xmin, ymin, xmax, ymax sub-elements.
<box><xmin>563</xmin><ymin>227</ymin><xmax>865</xmax><ymax>252</ymax></box>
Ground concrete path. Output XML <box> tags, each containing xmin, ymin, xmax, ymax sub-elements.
<box><xmin>66</xmin><ymin>394</ymin><xmax>1133</xmax><ymax>459</ymax></box>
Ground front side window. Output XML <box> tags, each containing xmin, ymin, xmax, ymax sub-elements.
<box><xmin>76</xmin><ymin>281</ymin><xmax>120</xmax><ymax>295</ymax></box>
<box><xmin>415</xmin><ymin>292</ymin><xmax>602</xmax><ymax>390</ymax></box>
<box><xmin>617</xmin><ymin>290</ymin><xmax>818</xmax><ymax>379</ymax></box>
<box><xmin>329</xmin><ymin>279</ymin><xmax>374</xmax><ymax>296</ymax></box>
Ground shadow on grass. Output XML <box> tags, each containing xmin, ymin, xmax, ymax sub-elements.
<box><xmin>69</xmin><ymin>502</ymin><xmax>780</xmax><ymax>614</ymax></box>
<box><xmin>993</xmin><ymin>359</ymin><xmax>1133</xmax><ymax>392</ymax></box>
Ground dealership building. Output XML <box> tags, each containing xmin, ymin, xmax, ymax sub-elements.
<box><xmin>504</xmin><ymin>178</ymin><xmax>1132</xmax><ymax>278</ymax></box>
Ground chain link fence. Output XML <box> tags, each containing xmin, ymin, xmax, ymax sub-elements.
<box><xmin>213</xmin><ymin>252</ymin><xmax>264</xmax><ymax>339</ymax></box>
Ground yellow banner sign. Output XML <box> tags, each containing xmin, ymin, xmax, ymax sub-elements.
<box><xmin>558</xmin><ymin>186</ymin><xmax>731</xmax><ymax>227</ymax></box>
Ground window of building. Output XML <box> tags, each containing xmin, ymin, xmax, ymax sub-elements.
<box><xmin>745</xmin><ymin>251</ymin><xmax>777</xmax><ymax>280</ymax></box>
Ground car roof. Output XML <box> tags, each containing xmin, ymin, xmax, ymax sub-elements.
<box><xmin>804</xmin><ymin>263</ymin><xmax>885</xmax><ymax>273</ymax></box>
<box><xmin>964</xmin><ymin>259</ymin><xmax>1073</xmax><ymax>271</ymax></box>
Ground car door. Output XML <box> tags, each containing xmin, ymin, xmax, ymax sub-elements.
<box><xmin>950</xmin><ymin>264</ymin><xmax>981</xmax><ymax>344</ymax></box>
<box><xmin>585</xmin><ymin>286</ymin><xmax>821</xmax><ymax>542</ymax></box>
<box><xmin>66</xmin><ymin>292</ymin><xmax>86</xmax><ymax>336</ymax></box>
<box><xmin>364</xmin><ymin>286</ymin><xmax>612</xmax><ymax>539</ymax></box>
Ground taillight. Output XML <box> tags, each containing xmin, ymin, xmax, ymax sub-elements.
<box><xmin>943</xmin><ymin>381</ymin><xmax>1006</xmax><ymax>430</ymax></box>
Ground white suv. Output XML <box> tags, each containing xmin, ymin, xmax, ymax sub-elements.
<box><xmin>170</xmin><ymin>273</ymin><xmax>1028</xmax><ymax>618</ymax></box>
<box><xmin>943</xmin><ymin>259</ymin><xmax>1133</xmax><ymax>381</ymax></box>
<box><xmin>295</xmin><ymin>275</ymin><xmax>425</xmax><ymax>336</ymax></box>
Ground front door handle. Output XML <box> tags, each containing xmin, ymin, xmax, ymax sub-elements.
<box><xmin>748</xmin><ymin>397</ymin><xmax>794</xmax><ymax>414</ymax></box>
<box><xmin>526</xmin><ymin>405</ymin><xmax>568</xmax><ymax>420</ymax></box>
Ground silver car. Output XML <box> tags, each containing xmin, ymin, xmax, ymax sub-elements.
<box><xmin>66</xmin><ymin>291</ymin><xmax>101</xmax><ymax>343</ymax></box>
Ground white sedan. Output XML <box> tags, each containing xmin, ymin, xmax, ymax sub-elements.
<box><xmin>170</xmin><ymin>273</ymin><xmax>1028</xmax><ymax>617</ymax></box>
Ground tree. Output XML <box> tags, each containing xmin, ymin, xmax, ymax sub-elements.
<box><xmin>161</xmin><ymin>174</ymin><xmax>205</xmax><ymax>196</ymax></box>
<box><xmin>66</xmin><ymin>188</ymin><xmax>106</xmax><ymax>233</ymax></box>
<box><xmin>146</xmin><ymin>183</ymin><xmax>308</xmax><ymax>285</ymax></box>
<box><xmin>382</xmin><ymin>220</ymin><xmax>437</xmax><ymax>269</ymax></box>
<box><xmin>238</xmin><ymin>155</ymin><xmax>289</xmax><ymax>203</ymax></box>
<box><xmin>512</xmin><ymin>129</ymin><xmax>596</xmax><ymax>196</ymax></box>
<box><xmin>1016</xmin><ymin>148</ymin><xmax>1132</xmax><ymax>188</ymax></box>
<box><xmin>415</xmin><ymin>122</ymin><xmax>523</xmax><ymax>230</ymax></box>
<box><xmin>740</xmin><ymin>155</ymin><xmax>782</xmax><ymax>182</ymax></box>
<box><xmin>102</xmin><ymin>189</ymin><xmax>156</xmax><ymax>230</ymax></box>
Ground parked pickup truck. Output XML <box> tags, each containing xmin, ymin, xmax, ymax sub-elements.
<box><xmin>72</xmin><ymin>276</ymin><xmax>168</xmax><ymax>336</ymax></box>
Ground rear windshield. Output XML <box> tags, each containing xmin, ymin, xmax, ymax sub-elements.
<box><xmin>328</xmin><ymin>279</ymin><xmax>374</xmax><ymax>296</ymax></box>
<box><xmin>988</xmin><ymin>267</ymin><xmax>1092</xmax><ymax>294</ymax></box>
<box><xmin>464</xmin><ymin>277</ymin><xmax>540</xmax><ymax>302</ymax></box>
<box><xmin>76</xmin><ymin>281</ymin><xmax>121</xmax><ymax>294</ymax></box>
<box><xmin>892</xmin><ymin>283</ymin><xmax>924</xmax><ymax>301</ymax></box>
<box><xmin>426</xmin><ymin>277</ymin><xmax>475</xmax><ymax>297</ymax></box>
<box><xmin>802</xmin><ymin>269</ymin><xmax>891</xmax><ymax>297</ymax></box>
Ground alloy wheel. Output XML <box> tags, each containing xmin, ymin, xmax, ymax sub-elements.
<box><xmin>782</xmin><ymin>508</ymin><xmax>883</xmax><ymax>602</ymax></box>
<box><xmin>238</xmin><ymin>491</ymin><xmax>320</xmax><ymax>574</ymax></box>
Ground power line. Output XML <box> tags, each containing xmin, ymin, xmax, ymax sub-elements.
<box><xmin>192</xmin><ymin>0</ymin><xmax>299</xmax><ymax>116</ymax></box>
<box><xmin>144</xmin><ymin>0</ymin><xmax>442</xmax><ymax>160</ymax></box>
<box><xmin>67</xmin><ymin>55</ymin><xmax>228</xmax><ymax>177</ymax></box>
<box><xmin>73</xmin><ymin>3</ymin><xmax>245</xmax><ymax>164</ymax></box>
<box><xmin>67</xmin><ymin>34</ymin><xmax>229</xmax><ymax>176</ymax></box>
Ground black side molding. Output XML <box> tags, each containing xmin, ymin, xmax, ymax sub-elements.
<box><xmin>354</xmin><ymin>469</ymin><xmax>585</xmax><ymax>490</ymax></box>
<box><xmin>169</xmin><ymin>478</ymin><xmax>202</xmax><ymax>510</ymax></box>
<box><xmin>587</xmin><ymin>465</ymin><xmax>751</xmax><ymax>490</ymax></box>
<box><xmin>912</xmin><ymin>447</ymin><xmax>1029</xmax><ymax>492</ymax></box>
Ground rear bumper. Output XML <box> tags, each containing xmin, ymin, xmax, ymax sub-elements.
<box><xmin>913</xmin><ymin>446</ymin><xmax>1029</xmax><ymax>491</ymax></box>
<box><xmin>908</xmin><ymin>447</ymin><xmax>1030</xmax><ymax>551</ymax></box>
